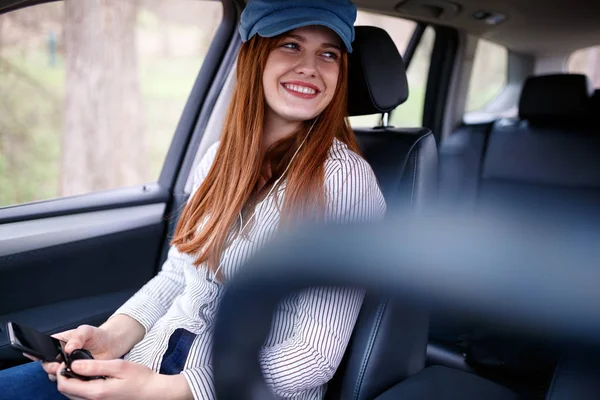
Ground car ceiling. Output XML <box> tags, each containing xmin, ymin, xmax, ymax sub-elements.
<box><xmin>357</xmin><ymin>0</ymin><xmax>600</xmax><ymax>57</ymax></box>
<box><xmin>2</xmin><ymin>0</ymin><xmax>600</xmax><ymax>57</ymax></box>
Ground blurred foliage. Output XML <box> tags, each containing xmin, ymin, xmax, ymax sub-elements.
<box><xmin>0</xmin><ymin>0</ymin><xmax>221</xmax><ymax>208</ymax></box>
<box><xmin>0</xmin><ymin>54</ymin><xmax>62</xmax><ymax>205</ymax></box>
<box><xmin>390</xmin><ymin>27</ymin><xmax>436</xmax><ymax>128</ymax></box>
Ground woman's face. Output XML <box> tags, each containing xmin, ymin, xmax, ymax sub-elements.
<box><xmin>262</xmin><ymin>25</ymin><xmax>343</xmax><ymax>124</ymax></box>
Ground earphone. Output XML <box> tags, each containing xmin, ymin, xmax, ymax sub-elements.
<box><xmin>208</xmin><ymin>116</ymin><xmax>319</xmax><ymax>283</ymax></box>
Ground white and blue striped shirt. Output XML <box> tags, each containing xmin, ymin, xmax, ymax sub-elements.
<box><xmin>113</xmin><ymin>139</ymin><xmax>386</xmax><ymax>399</ymax></box>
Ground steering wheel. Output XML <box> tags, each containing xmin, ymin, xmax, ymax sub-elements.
<box><xmin>212</xmin><ymin>212</ymin><xmax>600</xmax><ymax>399</ymax></box>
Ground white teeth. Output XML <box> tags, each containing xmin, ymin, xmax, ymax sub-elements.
<box><xmin>284</xmin><ymin>84</ymin><xmax>317</xmax><ymax>95</ymax></box>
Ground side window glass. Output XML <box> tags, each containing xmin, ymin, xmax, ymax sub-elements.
<box><xmin>389</xmin><ymin>26</ymin><xmax>435</xmax><ymax>127</ymax></box>
<box><xmin>348</xmin><ymin>11</ymin><xmax>418</xmax><ymax>128</ymax></box>
<box><xmin>568</xmin><ymin>46</ymin><xmax>600</xmax><ymax>88</ymax></box>
<box><xmin>0</xmin><ymin>0</ymin><xmax>222</xmax><ymax>208</ymax></box>
<box><xmin>463</xmin><ymin>39</ymin><xmax>508</xmax><ymax>122</ymax></box>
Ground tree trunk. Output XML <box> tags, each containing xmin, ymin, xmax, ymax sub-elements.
<box><xmin>61</xmin><ymin>0</ymin><xmax>145</xmax><ymax>197</ymax></box>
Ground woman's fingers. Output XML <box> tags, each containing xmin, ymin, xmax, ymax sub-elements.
<box><xmin>23</xmin><ymin>351</ymin><xmax>60</xmax><ymax>380</ymax></box>
<box><xmin>42</xmin><ymin>361</ymin><xmax>61</xmax><ymax>376</ymax></box>
<box><xmin>56</xmin><ymin>362</ymin><xmax>105</xmax><ymax>400</ymax></box>
<box><xmin>64</xmin><ymin>325</ymin><xmax>95</xmax><ymax>354</ymax></box>
<box><xmin>71</xmin><ymin>358</ymin><xmax>125</xmax><ymax>378</ymax></box>
<box><xmin>23</xmin><ymin>353</ymin><xmax>60</xmax><ymax>381</ymax></box>
<box><xmin>51</xmin><ymin>329</ymin><xmax>74</xmax><ymax>343</ymax></box>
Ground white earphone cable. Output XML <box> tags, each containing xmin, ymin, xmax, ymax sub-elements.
<box><xmin>209</xmin><ymin>117</ymin><xmax>319</xmax><ymax>282</ymax></box>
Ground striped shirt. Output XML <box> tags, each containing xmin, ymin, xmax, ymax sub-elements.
<box><xmin>113</xmin><ymin>138</ymin><xmax>386</xmax><ymax>399</ymax></box>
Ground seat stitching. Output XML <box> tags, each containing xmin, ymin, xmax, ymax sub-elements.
<box><xmin>395</xmin><ymin>132</ymin><xmax>432</xmax><ymax>196</ymax></box>
<box><xmin>353</xmin><ymin>298</ymin><xmax>388</xmax><ymax>400</ymax></box>
<box><xmin>545</xmin><ymin>356</ymin><xmax>564</xmax><ymax>400</ymax></box>
<box><xmin>410</xmin><ymin>148</ymin><xmax>418</xmax><ymax>206</ymax></box>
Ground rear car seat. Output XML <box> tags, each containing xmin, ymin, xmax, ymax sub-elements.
<box><xmin>439</xmin><ymin>73</ymin><xmax>600</xmax><ymax>222</ymax></box>
<box><xmin>433</xmin><ymin>73</ymin><xmax>600</xmax><ymax>390</ymax></box>
<box><xmin>326</xmin><ymin>26</ymin><xmax>516</xmax><ymax>400</ymax></box>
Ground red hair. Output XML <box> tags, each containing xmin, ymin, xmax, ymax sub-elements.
<box><xmin>171</xmin><ymin>33</ymin><xmax>359</xmax><ymax>280</ymax></box>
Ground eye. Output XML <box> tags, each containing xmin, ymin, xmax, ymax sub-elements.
<box><xmin>322</xmin><ymin>51</ymin><xmax>339</xmax><ymax>61</ymax></box>
<box><xmin>281</xmin><ymin>42</ymin><xmax>300</xmax><ymax>51</ymax></box>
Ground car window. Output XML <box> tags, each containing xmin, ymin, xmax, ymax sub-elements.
<box><xmin>389</xmin><ymin>26</ymin><xmax>435</xmax><ymax>127</ymax></box>
<box><xmin>348</xmin><ymin>11</ymin><xmax>431</xmax><ymax>128</ymax></box>
<box><xmin>567</xmin><ymin>45</ymin><xmax>600</xmax><ymax>88</ymax></box>
<box><xmin>0</xmin><ymin>0</ymin><xmax>222</xmax><ymax>208</ymax></box>
<box><xmin>464</xmin><ymin>39</ymin><xmax>508</xmax><ymax>116</ymax></box>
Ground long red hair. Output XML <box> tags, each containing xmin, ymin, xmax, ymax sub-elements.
<box><xmin>171</xmin><ymin>33</ymin><xmax>359</xmax><ymax>280</ymax></box>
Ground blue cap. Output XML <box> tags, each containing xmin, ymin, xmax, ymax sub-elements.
<box><xmin>239</xmin><ymin>0</ymin><xmax>357</xmax><ymax>53</ymax></box>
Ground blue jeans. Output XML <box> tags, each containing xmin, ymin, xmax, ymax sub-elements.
<box><xmin>159</xmin><ymin>328</ymin><xmax>196</xmax><ymax>375</ymax></box>
<box><xmin>0</xmin><ymin>361</ymin><xmax>66</xmax><ymax>400</ymax></box>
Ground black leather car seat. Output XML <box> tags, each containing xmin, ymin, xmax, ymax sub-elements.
<box><xmin>325</xmin><ymin>26</ymin><xmax>436</xmax><ymax>400</ymax></box>
<box><xmin>439</xmin><ymin>73</ymin><xmax>600</xmax><ymax>223</ymax></box>
<box><xmin>348</xmin><ymin>26</ymin><xmax>438</xmax><ymax>212</ymax></box>
<box><xmin>326</xmin><ymin>26</ymin><xmax>516</xmax><ymax>400</ymax></box>
<box><xmin>433</xmin><ymin>73</ymin><xmax>600</xmax><ymax>394</ymax></box>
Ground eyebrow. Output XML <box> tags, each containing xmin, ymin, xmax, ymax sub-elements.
<box><xmin>285</xmin><ymin>34</ymin><xmax>342</xmax><ymax>51</ymax></box>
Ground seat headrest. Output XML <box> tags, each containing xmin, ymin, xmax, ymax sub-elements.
<box><xmin>519</xmin><ymin>74</ymin><xmax>592</xmax><ymax>121</ymax></box>
<box><xmin>347</xmin><ymin>26</ymin><xmax>409</xmax><ymax>116</ymax></box>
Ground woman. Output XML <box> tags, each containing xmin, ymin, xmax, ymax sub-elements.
<box><xmin>0</xmin><ymin>0</ymin><xmax>386</xmax><ymax>398</ymax></box>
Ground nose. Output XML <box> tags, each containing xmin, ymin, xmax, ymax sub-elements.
<box><xmin>294</xmin><ymin>53</ymin><xmax>317</xmax><ymax>77</ymax></box>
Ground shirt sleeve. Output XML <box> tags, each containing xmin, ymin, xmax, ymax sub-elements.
<box><xmin>181</xmin><ymin>366</ymin><xmax>217</xmax><ymax>400</ymax></box>
<box><xmin>112</xmin><ymin>142</ymin><xmax>221</xmax><ymax>332</ymax></box>
<box><xmin>259</xmin><ymin>152</ymin><xmax>386</xmax><ymax>398</ymax></box>
<box><xmin>324</xmin><ymin>152</ymin><xmax>387</xmax><ymax>222</ymax></box>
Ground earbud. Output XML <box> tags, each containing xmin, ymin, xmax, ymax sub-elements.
<box><xmin>61</xmin><ymin>348</ymin><xmax>104</xmax><ymax>381</ymax></box>
<box><xmin>209</xmin><ymin>116</ymin><xmax>319</xmax><ymax>282</ymax></box>
<box><xmin>67</xmin><ymin>349</ymin><xmax>93</xmax><ymax>366</ymax></box>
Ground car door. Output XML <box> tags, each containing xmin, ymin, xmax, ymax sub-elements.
<box><xmin>0</xmin><ymin>0</ymin><xmax>237</xmax><ymax>369</ymax></box>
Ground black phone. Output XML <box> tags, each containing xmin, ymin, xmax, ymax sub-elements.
<box><xmin>6</xmin><ymin>321</ymin><xmax>65</xmax><ymax>363</ymax></box>
<box><xmin>7</xmin><ymin>321</ymin><xmax>104</xmax><ymax>381</ymax></box>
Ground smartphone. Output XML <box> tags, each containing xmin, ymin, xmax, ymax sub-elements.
<box><xmin>7</xmin><ymin>321</ymin><xmax>65</xmax><ymax>363</ymax></box>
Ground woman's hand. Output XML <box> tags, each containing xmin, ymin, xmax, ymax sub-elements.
<box><xmin>37</xmin><ymin>325</ymin><xmax>118</xmax><ymax>382</ymax></box>
<box><xmin>56</xmin><ymin>359</ymin><xmax>192</xmax><ymax>400</ymax></box>
<box><xmin>63</xmin><ymin>324</ymin><xmax>119</xmax><ymax>359</ymax></box>
<box><xmin>34</xmin><ymin>316</ymin><xmax>146</xmax><ymax>383</ymax></box>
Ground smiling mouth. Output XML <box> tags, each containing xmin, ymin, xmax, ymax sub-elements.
<box><xmin>281</xmin><ymin>83</ymin><xmax>320</xmax><ymax>99</ymax></box>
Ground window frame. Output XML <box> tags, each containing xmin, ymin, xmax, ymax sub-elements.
<box><xmin>404</xmin><ymin>23</ymin><xmax>427</xmax><ymax>67</ymax></box>
<box><xmin>388</xmin><ymin>22</ymin><xmax>434</xmax><ymax>128</ymax></box>
<box><xmin>461</xmin><ymin>45</ymin><xmax>534</xmax><ymax>126</ymax></box>
<box><xmin>348</xmin><ymin>18</ymin><xmax>450</xmax><ymax>131</ymax></box>
<box><xmin>0</xmin><ymin>0</ymin><xmax>61</xmax><ymax>14</ymax></box>
<box><xmin>463</xmin><ymin>38</ymin><xmax>509</xmax><ymax>115</ymax></box>
<box><xmin>423</xmin><ymin>25</ymin><xmax>461</xmax><ymax>143</ymax></box>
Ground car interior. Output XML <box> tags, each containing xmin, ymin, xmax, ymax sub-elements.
<box><xmin>1</xmin><ymin>0</ymin><xmax>600</xmax><ymax>398</ymax></box>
